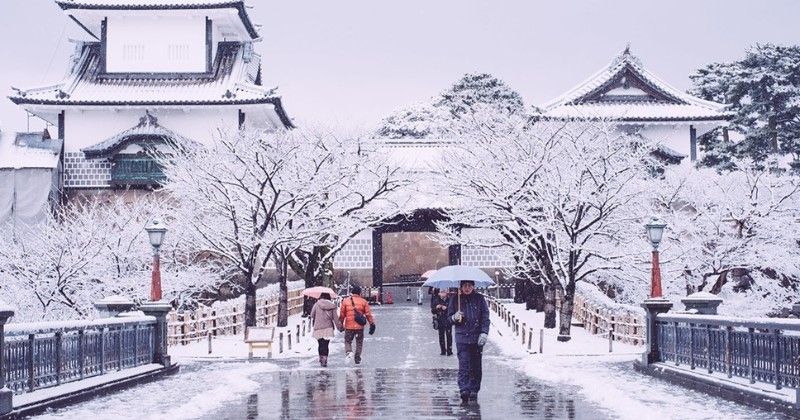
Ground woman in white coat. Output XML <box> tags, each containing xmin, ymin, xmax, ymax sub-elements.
<box><xmin>310</xmin><ymin>292</ymin><xmax>342</xmax><ymax>367</ymax></box>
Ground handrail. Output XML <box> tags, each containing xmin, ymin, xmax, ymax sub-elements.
<box><xmin>657</xmin><ymin>313</ymin><xmax>800</xmax><ymax>331</ymax></box>
<box><xmin>5</xmin><ymin>316</ymin><xmax>156</xmax><ymax>337</ymax></box>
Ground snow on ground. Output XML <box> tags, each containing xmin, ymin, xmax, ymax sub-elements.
<box><xmin>489</xmin><ymin>302</ymin><xmax>786</xmax><ymax>420</ymax></box>
<box><xmin>170</xmin><ymin>312</ymin><xmax>318</xmax><ymax>361</ymax></box>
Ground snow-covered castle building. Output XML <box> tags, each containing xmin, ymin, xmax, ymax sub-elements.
<box><xmin>9</xmin><ymin>0</ymin><xmax>292</xmax><ymax>199</ymax></box>
<box><xmin>541</xmin><ymin>46</ymin><xmax>732</xmax><ymax>162</ymax></box>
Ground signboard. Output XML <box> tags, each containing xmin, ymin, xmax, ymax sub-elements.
<box><xmin>245</xmin><ymin>327</ymin><xmax>274</xmax><ymax>343</ymax></box>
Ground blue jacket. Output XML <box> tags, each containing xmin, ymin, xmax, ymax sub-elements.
<box><xmin>447</xmin><ymin>292</ymin><xmax>489</xmax><ymax>344</ymax></box>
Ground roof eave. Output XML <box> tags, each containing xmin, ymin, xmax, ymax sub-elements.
<box><xmin>55</xmin><ymin>1</ymin><xmax>260</xmax><ymax>40</ymax></box>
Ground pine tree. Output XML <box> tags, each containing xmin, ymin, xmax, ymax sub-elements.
<box><xmin>690</xmin><ymin>44</ymin><xmax>800</xmax><ymax>170</ymax></box>
<box><xmin>375</xmin><ymin>73</ymin><xmax>525</xmax><ymax>139</ymax></box>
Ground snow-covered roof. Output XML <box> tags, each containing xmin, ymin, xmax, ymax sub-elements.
<box><xmin>82</xmin><ymin>111</ymin><xmax>199</xmax><ymax>158</ymax></box>
<box><xmin>55</xmin><ymin>1</ymin><xmax>260</xmax><ymax>39</ymax></box>
<box><xmin>9</xmin><ymin>42</ymin><xmax>293</xmax><ymax>128</ymax></box>
<box><xmin>0</xmin><ymin>130</ymin><xmax>62</xmax><ymax>169</ymax></box>
<box><xmin>542</xmin><ymin>46</ymin><xmax>732</xmax><ymax>123</ymax></box>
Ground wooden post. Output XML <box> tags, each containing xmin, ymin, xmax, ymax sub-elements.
<box><xmin>608</xmin><ymin>329</ymin><xmax>613</xmax><ymax>353</ymax></box>
<box><xmin>279</xmin><ymin>332</ymin><xmax>284</xmax><ymax>353</ymax></box>
<box><xmin>208</xmin><ymin>333</ymin><xmax>213</xmax><ymax>355</ymax></box>
<box><xmin>522</xmin><ymin>323</ymin><xmax>526</xmax><ymax>345</ymax></box>
<box><xmin>539</xmin><ymin>329</ymin><xmax>544</xmax><ymax>354</ymax></box>
<box><xmin>296</xmin><ymin>325</ymin><xmax>300</xmax><ymax>344</ymax></box>
<box><xmin>527</xmin><ymin>328</ymin><xmax>533</xmax><ymax>351</ymax></box>
<box><xmin>288</xmin><ymin>330</ymin><xmax>292</xmax><ymax>350</ymax></box>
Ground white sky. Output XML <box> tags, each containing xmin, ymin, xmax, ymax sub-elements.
<box><xmin>0</xmin><ymin>0</ymin><xmax>799</xmax><ymax>133</ymax></box>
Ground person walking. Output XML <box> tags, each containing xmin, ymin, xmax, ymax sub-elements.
<box><xmin>430</xmin><ymin>288</ymin><xmax>453</xmax><ymax>356</ymax></box>
<box><xmin>339</xmin><ymin>285</ymin><xmax>375</xmax><ymax>365</ymax></box>
<box><xmin>310</xmin><ymin>292</ymin><xmax>342</xmax><ymax>367</ymax></box>
<box><xmin>448</xmin><ymin>280</ymin><xmax>489</xmax><ymax>405</ymax></box>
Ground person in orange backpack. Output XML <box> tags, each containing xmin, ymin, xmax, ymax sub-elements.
<box><xmin>339</xmin><ymin>285</ymin><xmax>375</xmax><ymax>365</ymax></box>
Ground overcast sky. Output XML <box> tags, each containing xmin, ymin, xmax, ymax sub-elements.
<box><xmin>1</xmin><ymin>0</ymin><xmax>799</xmax><ymax>133</ymax></box>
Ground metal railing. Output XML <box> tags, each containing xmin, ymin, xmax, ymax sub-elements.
<box><xmin>655</xmin><ymin>313</ymin><xmax>800</xmax><ymax>390</ymax></box>
<box><xmin>3</xmin><ymin>317</ymin><xmax>156</xmax><ymax>395</ymax></box>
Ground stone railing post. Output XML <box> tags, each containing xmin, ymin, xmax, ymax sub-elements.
<box><xmin>0</xmin><ymin>300</ymin><xmax>15</xmax><ymax>416</ymax></box>
<box><xmin>641</xmin><ymin>298</ymin><xmax>673</xmax><ymax>365</ymax></box>
<box><xmin>140</xmin><ymin>302</ymin><xmax>173</xmax><ymax>367</ymax></box>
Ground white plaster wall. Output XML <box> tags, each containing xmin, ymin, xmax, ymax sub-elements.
<box><xmin>106</xmin><ymin>15</ymin><xmax>207</xmax><ymax>73</ymax></box>
<box><xmin>64</xmin><ymin>108</ymin><xmax>238</xmax><ymax>153</ymax></box>
<box><xmin>638</xmin><ymin>125</ymin><xmax>691</xmax><ymax>157</ymax></box>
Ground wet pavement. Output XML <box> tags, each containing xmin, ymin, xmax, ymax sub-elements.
<box><xmin>202</xmin><ymin>302</ymin><xmax>608</xmax><ymax>419</ymax></box>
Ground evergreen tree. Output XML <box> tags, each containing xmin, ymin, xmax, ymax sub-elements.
<box><xmin>690</xmin><ymin>44</ymin><xmax>800</xmax><ymax>169</ymax></box>
<box><xmin>375</xmin><ymin>73</ymin><xmax>525</xmax><ymax>139</ymax></box>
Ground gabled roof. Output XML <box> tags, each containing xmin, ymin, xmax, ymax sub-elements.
<box><xmin>542</xmin><ymin>46</ymin><xmax>732</xmax><ymax>123</ymax></box>
<box><xmin>82</xmin><ymin>111</ymin><xmax>198</xmax><ymax>158</ymax></box>
<box><xmin>9</xmin><ymin>42</ymin><xmax>293</xmax><ymax>128</ymax></box>
<box><xmin>55</xmin><ymin>0</ymin><xmax>260</xmax><ymax>39</ymax></box>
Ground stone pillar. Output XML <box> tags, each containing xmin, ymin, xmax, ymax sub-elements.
<box><xmin>681</xmin><ymin>292</ymin><xmax>723</xmax><ymax>315</ymax></box>
<box><xmin>641</xmin><ymin>298</ymin><xmax>673</xmax><ymax>365</ymax></box>
<box><xmin>0</xmin><ymin>300</ymin><xmax>15</xmax><ymax>416</ymax></box>
<box><xmin>140</xmin><ymin>302</ymin><xmax>173</xmax><ymax>367</ymax></box>
<box><xmin>93</xmin><ymin>295</ymin><xmax>135</xmax><ymax>318</ymax></box>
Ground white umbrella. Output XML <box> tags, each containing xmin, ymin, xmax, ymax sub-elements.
<box><xmin>421</xmin><ymin>265</ymin><xmax>495</xmax><ymax>312</ymax></box>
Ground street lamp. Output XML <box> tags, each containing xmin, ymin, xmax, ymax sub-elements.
<box><xmin>645</xmin><ymin>217</ymin><xmax>667</xmax><ymax>299</ymax></box>
<box><xmin>145</xmin><ymin>219</ymin><xmax>168</xmax><ymax>301</ymax></box>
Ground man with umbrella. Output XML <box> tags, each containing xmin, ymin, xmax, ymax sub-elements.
<box><xmin>423</xmin><ymin>266</ymin><xmax>492</xmax><ymax>405</ymax></box>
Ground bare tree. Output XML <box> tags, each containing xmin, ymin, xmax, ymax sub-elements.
<box><xmin>162</xmin><ymin>128</ymin><xmax>409</xmax><ymax>327</ymax></box>
<box><xmin>436</xmin><ymin>112</ymin><xmax>653</xmax><ymax>341</ymax></box>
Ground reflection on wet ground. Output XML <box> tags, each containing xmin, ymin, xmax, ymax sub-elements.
<box><xmin>207</xmin><ymin>302</ymin><xmax>608</xmax><ymax>419</ymax></box>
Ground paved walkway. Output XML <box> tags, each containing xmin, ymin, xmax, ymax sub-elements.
<box><xmin>202</xmin><ymin>302</ymin><xmax>608</xmax><ymax>419</ymax></box>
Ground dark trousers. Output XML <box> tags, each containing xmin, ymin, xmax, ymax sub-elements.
<box><xmin>438</xmin><ymin>325</ymin><xmax>452</xmax><ymax>353</ymax></box>
<box><xmin>318</xmin><ymin>338</ymin><xmax>330</xmax><ymax>356</ymax></box>
<box><xmin>344</xmin><ymin>329</ymin><xmax>364</xmax><ymax>363</ymax></box>
<box><xmin>456</xmin><ymin>342</ymin><xmax>483</xmax><ymax>394</ymax></box>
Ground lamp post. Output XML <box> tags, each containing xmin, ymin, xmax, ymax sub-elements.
<box><xmin>644</xmin><ymin>217</ymin><xmax>667</xmax><ymax>299</ymax></box>
<box><xmin>145</xmin><ymin>220</ymin><xmax>167</xmax><ymax>301</ymax></box>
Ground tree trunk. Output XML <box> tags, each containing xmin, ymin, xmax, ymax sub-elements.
<box><xmin>543</xmin><ymin>282</ymin><xmax>557</xmax><ymax>329</ymax></box>
<box><xmin>277</xmin><ymin>258</ymin><xmax>289</xmax><ymax>327</ymax></box>
<box><xmin>244</xmin><ymin>281</ymin><xmax>257</xmax><ymax>327</ymax></box>
<box><xmin>557</xmin><ymin>281</ymin><xmax>576</xmax><ymax>342</ymax></box>
<box><xmin>302</xmin><ymin>249</ymin><xmax>320</xmax><ymax>317</ymax></box>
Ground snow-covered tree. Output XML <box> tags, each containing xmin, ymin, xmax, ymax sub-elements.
<box><xmin>161</xmin><ymin>127</ymin><xmax>408</xmax><ymax>327</ymax></box>
<box><xmin>647</xmin><ymin>164</ymin><xmax>800</xmax><ymax>316</ymax></box>
<box><xmin>0</xmin><ymin>197</ymin><xmax>222</xmax><ymax>321</ymax></box>
<box><xmin>690</xmin><ymin>44</ymin><xmax>800</xmax><ymax>169</ymax></box>
<box><xmin>375</xmin><ymin>73</ymin><xmax>527</xmax><ymax>139</ymax></box>
<box><xmin>435</xmin><ymin>113</ymin><xmax>654</xmax><ymax>341</ymax></box>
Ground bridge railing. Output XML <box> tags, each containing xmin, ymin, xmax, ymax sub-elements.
<box><xmin>654</xmin><ymin>313</ymin><xmax>800</xmax><ymax>390</ymax></box>
<box><xmin>3</xmin><ymin>316</ymin><xmax>156</xmax><ymax>396</ymax></box>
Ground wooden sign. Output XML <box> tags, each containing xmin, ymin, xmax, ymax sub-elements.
<box><xmin>245</xmin><ymin>327</ymin><xmax>275</xmax><ymax>343</ymax></box>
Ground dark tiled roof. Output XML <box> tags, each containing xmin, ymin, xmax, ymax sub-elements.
<box><xmin>82</xmin><ymin>111</ymin><xmax>198</xmax><ymax>158</ymax></box>
<box><xmin>10</xmin><ymin>42</ymin><xmax>293</xmax><ymax>128</ymax></box>
<box><xmin>55</xmin><ymin>1</ymin><xmax>259</xmax><ymax>39</ymax></box>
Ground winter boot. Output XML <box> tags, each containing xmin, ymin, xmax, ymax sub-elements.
<box><xmin>460</xmin><ymin>392</ymin><xmax>470</xmax><ymax>405</ymax></box>
<box><xmin>320</xmin><ymin>356</ymin><xmax>328</xmax><ymax>367</ymax></box>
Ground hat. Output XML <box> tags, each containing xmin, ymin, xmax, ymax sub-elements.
<box><xmin>351</xmin><ymin>285</ymin><xmax>362</xmax><ymax>295</ymax></box>
<box><xmin>460</xmin><ymin>280</ymin><xmax>475</xmax><ymax>286</ymax></box>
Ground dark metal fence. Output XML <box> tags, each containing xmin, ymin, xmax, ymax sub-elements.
<box><xmin>3</xmin><ymin>317</ymin><xmax>156</xmax><ymax>395</ymax></box>
<box><xmin>655</xmin><ymin>313</ymin><xmax>800</xmax><ymax>390</ymax></box>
